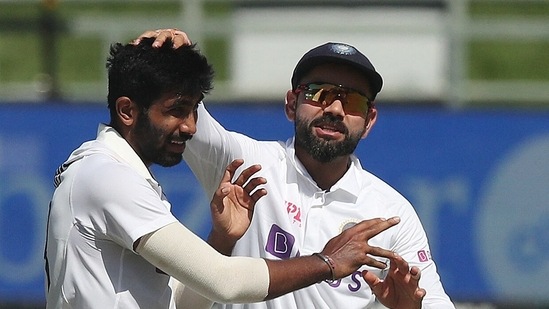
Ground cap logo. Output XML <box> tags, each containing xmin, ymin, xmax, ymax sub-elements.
<box><xmin>330</xmin><ymin>43</ymin><xmax>357</xmax><ymax>56</ymax></box>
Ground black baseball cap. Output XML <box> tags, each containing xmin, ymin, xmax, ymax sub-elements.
<box><xmin>291</xmin><ymin>42</ymin><xmax>383</xmax><ymax>97</ymax></box>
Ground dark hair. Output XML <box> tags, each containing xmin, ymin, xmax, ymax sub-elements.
<box><xmin>106</xmin><ymin>37</ymin><xmax>214</xmax><ymax>116</ymax></box>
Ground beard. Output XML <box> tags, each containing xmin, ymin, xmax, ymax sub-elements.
<box><xmin>133</xmin><ymin>111</ymin><xmax>188</xmax><ymax>167</ymax></box>
<box><xmin>294</xmin><ymin>114</ymin><xmax>363</xmax><ymax>163</ymax></box>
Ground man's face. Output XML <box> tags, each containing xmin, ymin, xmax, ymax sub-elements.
<box><xmin>292</xmin><ymin>63</ymin><xmax>376</xmax><ymax>163</ymax></box>
<box><xmin>131</xmin><ymin>92</ymin><xmax>201</xmax><ymax>167</ymax></box>
<box><xmin>294</xmin><ymin>112</ymin><xmax>364</xmax><ymax>163</ymax></box>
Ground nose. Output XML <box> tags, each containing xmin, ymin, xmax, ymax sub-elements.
<box><xmin>179</xmin><ymin>112</ymin><xmax>197</xmax><ymax>135</ymax></box>
<box><xmin>322</xmin><ymin>97</ymin><xmax>345</xmax><ymax>118</ymax></box>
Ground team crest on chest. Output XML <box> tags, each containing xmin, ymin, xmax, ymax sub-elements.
<box><xmin>340</xmin><ymin>219</ymin><xmax>361</xmax><ymax>233</ymax></box>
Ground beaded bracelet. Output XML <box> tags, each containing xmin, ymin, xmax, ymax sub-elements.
<box><xmin>313</xmin><ymin>252</ymin><xmax>336</xmax><ymax>282</ymax></box>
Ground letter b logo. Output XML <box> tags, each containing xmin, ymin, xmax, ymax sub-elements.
<box><xmin>265</xmin><ymin>224</ymin><xmax>295</xmax><ymax>259</ymax></box>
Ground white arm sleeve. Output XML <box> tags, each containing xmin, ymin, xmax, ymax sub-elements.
<box><xmin>136</xmin><ymin>222</ymin><xmax>269</xmax><ymax>306</ymax></box>
<box><xmin>171</xmin><ymin>279</ymin><xmax>215</xmax><ymax>309</ymax></box>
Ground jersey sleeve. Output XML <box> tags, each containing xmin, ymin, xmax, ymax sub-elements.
<box><xmin>72</xmin><ymin>156</ymin><xmax>178</xmax><ymax>250</ymax></box>
<box><xmin>391</xmin><ymin>203</ymin><xmax>456</xmax><ymax>308</ymax></box>
<box><xmin>184</xmin><ymin>103</ymin><xmax>279</xmax><ymax>198</ymax></box>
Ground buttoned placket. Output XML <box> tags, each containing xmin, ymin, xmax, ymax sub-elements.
<box><xmin>300</xmin><ymin>189</ymin><xmax>329</xmax><ymax>253</ymax></box>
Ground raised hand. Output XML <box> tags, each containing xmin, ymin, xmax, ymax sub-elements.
<box><xmin>132</xmin><ymin>28</ymin><xmax>191</xmax><ymax>48</ymax></box>
<box><xmin>362</xmin><ymin>253</ymin><xmax>426</xmax><ymax>309</ymax></box>
<box><xmin>207</xmin><ymin>159</ymin><xmax>267</xmax><ymax>255</ymax></box>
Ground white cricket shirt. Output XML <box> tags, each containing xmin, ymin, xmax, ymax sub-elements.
<box><xmin>183</xmin><ymin>105</ymin><xmax>455</xmax><ymax>309</ymax></box>
<box><xmin>45</xmin><ymin>124</ymin><xmax>179</xmax><ymax>309</ymax></box>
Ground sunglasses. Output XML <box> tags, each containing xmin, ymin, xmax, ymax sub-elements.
<box><xmin>295</xmin><ymin>83</ymin><xmax>373</xmax><ymax>116</ymax></box>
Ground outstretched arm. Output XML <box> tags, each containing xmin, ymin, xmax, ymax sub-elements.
<box><xmin>135</xmin><ymin>160</ymin><xmax>402</xmax><ymax>306</ymax></box>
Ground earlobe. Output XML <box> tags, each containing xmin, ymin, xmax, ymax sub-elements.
<box><xmin>116</xmin><ymin>97</ymin><xmax>136</xmax><ymax>126</ymax></box>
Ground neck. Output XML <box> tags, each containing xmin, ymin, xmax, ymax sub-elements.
<box><xmin>295</xmin><ymin>146</ymin><xmax>350</xmax><ymax>191</ymax></box>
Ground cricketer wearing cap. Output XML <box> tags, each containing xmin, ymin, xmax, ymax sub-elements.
<box><xmin>179</xmin><ymin>41</ymin><xmax>456</xmax><ymax>309</ymax></box>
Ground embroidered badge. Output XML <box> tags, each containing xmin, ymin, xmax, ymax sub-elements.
<box><xmin>330</xmin><ymin>43</ymin><xmax>357</xmax><ymax>56</ymax></box>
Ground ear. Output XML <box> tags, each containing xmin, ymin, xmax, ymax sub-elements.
<box><xmin>361</xmin><ymin>106</ymin><xmax>378</xmax><ymax>139</ymax></box>
<box><xmin>115</xmin><ymin>96</ymin><xmax>138</xmax><ymax>127</ymax></box>
<box><xmin>284</xmin><ymin>90</ymin><xmax>298</xmax><ymax>121</ymax></box>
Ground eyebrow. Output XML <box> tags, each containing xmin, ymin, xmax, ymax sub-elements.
<box><xmin>171</xmin><ymin>93</ymin><xmax>203</xmax><ymax>107</ymax></box>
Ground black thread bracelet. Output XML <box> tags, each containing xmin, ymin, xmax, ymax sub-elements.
<box><xmin>313</xmin><ymin>252</ymin><xmax>336</xmax><ymax>282</ymax></box>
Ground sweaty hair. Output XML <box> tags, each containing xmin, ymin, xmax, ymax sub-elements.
<box><xmin>106</xmin><ymin>37</ymin><xmax>214</xmax><ymax>117</ymax></box>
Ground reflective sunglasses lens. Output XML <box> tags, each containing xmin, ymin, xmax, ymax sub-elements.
<box><xmin>306</xmin><ymin>84</ymin><xmax>336</xmax><ymax>103</ymax></box>
<box><xmin>300</xmin><ymin>83</ymin><xmax>370</xmax><ymax>115</ymax></box>
<box><xmin>344</xmin><ymin>92</ymin><xmax>370</xmax><ymax>115</ymax></box>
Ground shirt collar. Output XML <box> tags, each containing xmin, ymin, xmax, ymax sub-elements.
<box><xmin>285</xmin><ymin>137</ymin><xmax>365</xmax><ymax>198</ymax></box>
<box><xmin>96</xmin><ymin>123</ymin><xmax>155</xmax><ymax>181</ymax></box>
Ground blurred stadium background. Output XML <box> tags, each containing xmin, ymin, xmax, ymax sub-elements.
<box><xmin>0</xmin><ymin>0</ymin><xmax>548</xmax><ymax>308</ymax></box>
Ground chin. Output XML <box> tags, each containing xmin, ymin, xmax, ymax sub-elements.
<box><xmin>156</xmin><ymin>155</ymin><xmax>183</xmax><ymax>167</ymax></box>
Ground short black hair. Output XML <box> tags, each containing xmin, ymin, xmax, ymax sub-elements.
<box><xmin>106</xmin><ymin>37</ymin><xmax>214</xmax><ymax>115</ymax></box>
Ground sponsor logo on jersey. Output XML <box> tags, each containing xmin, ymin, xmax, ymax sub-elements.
<box><xmin>417</xmin><ymin>249</ymin><xmax>432</xmax><ymax>262</ymax></box>
<box><xmin>285</xmin><ymin>200</ymin><xmax>301</xmax><ymax>226</ymax></box>
<box><xmin>265</xmin><ymin>224</ymin><xmax>296</xmax><ymax>259</ymax></box>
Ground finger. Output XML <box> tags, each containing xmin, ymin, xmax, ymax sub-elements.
<box><xmin>410</xmin><ymin>266</ymin><xmax>421</xmax><ymax>281</ymax></box>
<box><xmin>389</xmin><ymin>253</ymin><xmax>410</xmax><ymax>276</ymax></box>
<box><xmin>361</xmin><ymin>256</ymin><xmax>388</xmax><ymax>270</ymax></box>
<box><xmin>250</xmin><ymin>188</ymin><xmax>268</xmax><ymax>203</ymax></box>
<box><xmin>243</xmin><ymin>176</ymin><xmax>267</xmax><ymax>194</ymax></box>
<box><xmin>351</xmin><ymin>217</ymin><xmax>400</xmax><ymax>240</ymax></box>
<box><xmin>222</xmin><ymin>159</ymin><xmax>245</xmax><ymax>184</ymax></box>
<box><xmin>151</xmin><ymin>29</ymin><xmax>191</xmax><ymax>48</ymax></box>
<box><xmin>152</xmin><ymin>31</ymin><xmax>177</xmax><ymax>48</ymax></box>
<box><xmin>415</xmin><ymin>287</ymin><xmax>427</xmax><ymax>299</ymax></box>
<box><xmin>132</xmin><ymin>30</ymin><xmax>158</xmax><ymax>45</ymax></box>
<box><xmin>361</xmin><ymin>270</ymin><xmax>384</xmax><ymax>296</ymax></box>
<box><xmin>367</xmin><ymin>246</ymin><xmax>399</xmax><ymax>261</ymax></box>
<box><xmin>233</xmin><ymin>164</ymin><xmax>262</xmax><ymax>186</ymax></box>
<box><xmin>171</xmin><ymin>30</ymin><xmax>192</xmax><ymax>47</ymax></box>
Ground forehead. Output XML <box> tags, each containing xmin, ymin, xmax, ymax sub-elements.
<box><xmin>154</xmin><ymin>91</ymin><xmax>202</xmax><ymax>107</ymax></box>
<box><xmin>300</xmin><ymin>63</ymin><xmax>372</xmax><ymax>94</ymax></box>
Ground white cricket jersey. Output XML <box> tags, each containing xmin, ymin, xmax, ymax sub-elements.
<box><xmin>183</xmin><ymin>104</ymin><xmax>455</xmax><ymax>309</ymax></box>
<box><xmin>45</xmin><ymin>124</ymin><xmax>179</xmax><ymax>309</ymax></box>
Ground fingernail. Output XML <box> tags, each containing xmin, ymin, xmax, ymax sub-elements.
<box><xmin>392</xmin><ymin>216</ymin><xmax>400</xmax><ymax>223</ymax></box>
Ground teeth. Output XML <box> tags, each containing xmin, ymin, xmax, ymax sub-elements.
<box><xmin>320</xmin><ymin>126</ymin><xmax>337</xmax><ymax>131</ymax></box>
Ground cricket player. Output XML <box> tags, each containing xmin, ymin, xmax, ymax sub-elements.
<box><xmin>136</xmin><ymin>30</ymin><xmax>456</xmax><ymax>309</ymax></box>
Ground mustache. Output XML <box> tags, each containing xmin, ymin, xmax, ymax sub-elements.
<box><xmin>310</xmin><ymin>115</ymin><xmax>348</xmax><ymax>134</ymax></box>
<box><xmin>170</xmin><ymin>133</ymin><xmax>193</xmax><ymax>142</ymax></box>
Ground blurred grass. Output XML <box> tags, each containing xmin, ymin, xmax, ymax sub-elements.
<box><xmin>470</xmin><ymin>0</ymin><xmax>549</xmax><ymax>16</ymax></box>
<box><xmin>469</xmin><ymin>41</ymin><xmax>549</xmax><ymax>80</ymax></box>
<box><xmin>0</xmin><ymin>1</ymin><xmax>548</xmax><ymax>89</ymax></box>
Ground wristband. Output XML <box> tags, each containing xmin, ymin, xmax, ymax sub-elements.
<box><xmin>313</xmin><ymin>253</ymin><xmax>336</xmax><ymax>282</ymax></box>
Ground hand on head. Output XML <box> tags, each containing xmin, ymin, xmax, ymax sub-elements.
<box><xmin>133</xmin><ymin>28</ymin><xmax>191</xmax><ymax>48</ymax></box>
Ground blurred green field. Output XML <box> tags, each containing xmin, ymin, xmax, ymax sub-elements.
<box><xmin>0</xmin><ymin>1</ymin><xmax>548</xmax><ymax>98</ymax></box>
<box><xmin>0</xmin><ymin>1</ymin><xmax>230</xmax><ymax>83</ymax></box>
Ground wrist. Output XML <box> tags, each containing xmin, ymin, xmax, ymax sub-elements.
<box><xmin>313</xmin><ymin>253</ymin><xmax>336</xmax><ymax>282</ymax></box>
<box><xmin>207</xmin><ymin>230</ymin><xmax>235</xmax><ymax>256</ymax></box>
